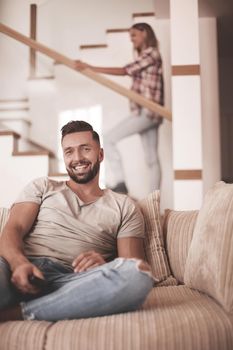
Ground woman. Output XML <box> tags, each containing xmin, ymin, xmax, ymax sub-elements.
<box><xmin>75</xmin><ymin>22</ymin><xmax>164</xmax><ymax>194</ymax></box>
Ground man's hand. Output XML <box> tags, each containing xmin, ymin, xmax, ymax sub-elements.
<box><xmin>74</xmin><ymin>60</ymin><xmax>90</xmax><ymax>71</ymax></box>
<box><xmin>72</xmin><ymin>251</ymin><xmax>105</xmax><ymax>273</ymax></box>
<box><xmin>11</xmin><ymin>262</ymin><xmax>45</xmax><ymax>295</ymax></box>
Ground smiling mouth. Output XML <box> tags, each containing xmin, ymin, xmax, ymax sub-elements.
<box><xmin>72</xmin><ymin>163</ymin><xmax>90</xmax><ymax>172</ymax></box>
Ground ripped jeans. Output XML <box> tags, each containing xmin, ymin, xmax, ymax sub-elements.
<box><xmin>0</xmin><ymin>257</ymin><xmax>154</xmax><ymax>321</ymax></box>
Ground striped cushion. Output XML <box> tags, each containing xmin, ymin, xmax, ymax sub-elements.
<box><xmin>184</xmin><ymin>181</ymin><xmax>233</xmax><ymax>314</ymax></box>
<box><xmin>139</xmin><ymin>191</ymin><xmax>177</xmax><ymax>285</ymax></box>
<box><xmin>0</xmin><ymin>321</ymin><xmax>50</xmax><ymax>350</ymax></box>
<box><xmin>163</xmin><ymin>210</ymin><xmax>198</xmax><ymax>283</ymax></box>
<box><xmin>45</xmin><ymin>286</ymin><xmax>233</xmax><ymax>350</ymax></box>
<box><xmin>0</xmin><ymin>288</ymin><xmax>232</xmax><ymax>350</ymax></box>
<box><xmin>0</xmin><ymin>207</ymin><xmax>9</xmax><ymax>234</ymax></box>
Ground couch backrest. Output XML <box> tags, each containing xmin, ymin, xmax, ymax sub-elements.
<box><xmin>163</xmin><ymin>210</ymin><xmax>198</xmax><ymax>284</ymax></box>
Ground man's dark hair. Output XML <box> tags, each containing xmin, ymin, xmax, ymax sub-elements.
<box><xmin>61</xmin><ymin>120</ymin><xmax>100</xmax><ymax>145</ymax></box>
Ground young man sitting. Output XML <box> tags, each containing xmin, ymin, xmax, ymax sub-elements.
<box><xmin>0</xmin><ymin>120</ymin><xmax>154</xmax><ymax>322</ymax></box>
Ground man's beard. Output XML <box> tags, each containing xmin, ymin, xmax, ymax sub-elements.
<box><xmin>67</xmin><ymin>159</ymin><xmax>100</xmax><ymax>184</ymax></box>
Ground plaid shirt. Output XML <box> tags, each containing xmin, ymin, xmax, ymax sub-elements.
<box><xmin>125</xmin><ymin>47</ymin><xmax>164</xmax><ymax>122</ymax></box>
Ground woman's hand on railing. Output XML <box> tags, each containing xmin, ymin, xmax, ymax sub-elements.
<box><xmin>74</xmin><ymin>60</ymin><xmax>90</xmax><ymax>71</ymax></box>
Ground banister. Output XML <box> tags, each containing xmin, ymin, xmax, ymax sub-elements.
<box><xmin>0</xmin><ymin>22</ymin><xmax>172</xmax><ymax>121</ymax></box>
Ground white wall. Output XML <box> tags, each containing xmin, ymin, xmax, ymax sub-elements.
<box><xmin>219</xmin><ymin>56</ymin><xmax>233</xmax><ymax>182</ymax></box>
<box><xmin>199</xmin><ymin>18</ymin><xmax>221</xmax><ymax>194</ymax></box>
<box><xmin>0</xmin><ymin>0</ymin><xmax>30</xmax><ymax>98</ymax></box>
<box><xmin>0</xmin><ymin>134</ymin><xmax>49</xmax><ymax>207</ymax></box>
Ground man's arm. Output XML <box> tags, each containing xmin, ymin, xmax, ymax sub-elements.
<box><xmin>117</xmin><ymin>237</ymin><xmax>145</xmax><ymax>260</ymax></box>
<box><xmin>0</xmin><ymin>202</ymin><xmax>44</xmax><ymax>294</ymax></box>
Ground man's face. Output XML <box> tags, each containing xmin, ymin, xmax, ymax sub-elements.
<box><xmin>62</xmin><ymin>131</ymin><xmax>103</xmax><ymax>184</ymax></box>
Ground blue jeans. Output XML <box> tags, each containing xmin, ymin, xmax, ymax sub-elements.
<box><xmin>0</xmin><ymin>257</ymin><xmax>154</xmax><ymax>321</ymax></box>
<box><xmin>104</xmin><ymin>112</ymin><xmax>161</xmax><ymax>191</ymax></box>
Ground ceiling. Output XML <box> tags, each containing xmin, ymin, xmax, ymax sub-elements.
<box><xmin>200</xmin><ymin>0</ymin><xmax>233</xmax><ymax>57</ymax></box>
<box><xmin>154</xmin><ymin>0</ymin><xmax>233</xmax><ymax>57</ymax></box>
<box><xmin>198</xmin><ymin>0</ymin><xmax>233</xmax><ymax>18</ymax></box>
<box><xmin>154</xmin><ymin>0</ymin><xmax>233</xmax><ymax>18</ymax></box>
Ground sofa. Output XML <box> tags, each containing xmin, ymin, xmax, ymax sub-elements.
<box><xmin>0</xmin><ymin>181</ymin><xmax>232</xmax><ymax>350</ymax></box>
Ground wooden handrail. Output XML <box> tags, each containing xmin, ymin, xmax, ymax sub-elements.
<box><xmin>0</xmin><ymin>22</ymin><xmax>172</xmax><ymax>121</ymax></box>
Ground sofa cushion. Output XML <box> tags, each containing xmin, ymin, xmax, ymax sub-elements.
<box><xmin>163</xmin><ymin>210</ymin><xmax>198</xmax><ymax>283</ymax></box>
<box><xmin>139</xmin><ymin>191</ymin><xmax>177</xmax><ymax>286</ymax></box>
<box><xmin>45</xmin><ymin>286</ymin><xmax>233</xmax><ymax>350</ymax></box>
<box><xmin>184</xmin><ymin>181</ymin><xmax>233</xmax><ymax>314</ymax></box>
<box><xmin>0</xmin><ymin>321</ymin><xmax>51</xmax><ymax>350</ymax></box>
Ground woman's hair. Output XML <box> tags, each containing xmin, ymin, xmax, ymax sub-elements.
<box><xmin>130</xmin><ymin>22</ymin><xmax>158</xmax><ymax>52</ymax></box>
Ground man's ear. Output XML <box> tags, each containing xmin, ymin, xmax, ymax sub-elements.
<box><xmin>99</xmin><ymin>148</ymin><xmax>104</xmax><ymax>162</ymax></box>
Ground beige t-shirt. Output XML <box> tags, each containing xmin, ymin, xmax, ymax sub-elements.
<box><xmin>14</xmin><ymin>177</ymin><xmax>145</xmax><ymax>267</ymax></box>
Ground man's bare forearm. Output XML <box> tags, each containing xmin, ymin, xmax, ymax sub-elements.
<box><xmin>117</xmin><ymin>237</ymin><xmax>145</xmax><ymax>260</ymax></box>
<box><xmin>0</xmin><ymin>224</ymin><xmax>45</xmax><ymax>294</ymax></box>
<box><xmin>0</xmin><ymin>225</ymin><xmax>29</xmax><ymax>271</ymax></box>
<box><xmin>0</xmin><ymin>202</ymin><xmax>40</xmax><ymax>271</ymax></box>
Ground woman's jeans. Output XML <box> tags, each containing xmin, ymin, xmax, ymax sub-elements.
<box><xmin>0</xmin><ymin>257</ymin><xmax>154</xmax><ymax>321</ymax></box>
<box><xmin>104</xmin><ymin>112</ymin><xmax>161</xmax><ymax>191</ymax></box>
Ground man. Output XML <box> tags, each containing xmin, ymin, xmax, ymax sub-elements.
<box><xmin>0</xmin><ymin>120</ymin><xmax>154</xmax><ymax>322</ymax></box>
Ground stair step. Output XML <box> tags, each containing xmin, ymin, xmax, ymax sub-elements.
<box><xmin>80</xmin><ymin>44</ymin><xmax>108</xmax><ymax>49</ymax></box>
<box><xmin>0</xmin><ymin>98</ymin><xmax>29</xmax><ymax>111</ymax></box>
<box><xmin>28</xmin><ymin>76</ymin><xmax>55</xmax><ymax>80</ymax></box>
<box><xmin>0</xmin><ymin>130</ymin><xmax>20</xmax><ymax>138</ymax></box>
<box><xmin>26</xmin><ymin>138</ymin><xmax>55</xmax><ymax>157</ymax></box>
<box><xmin>0</xmin><ymin>130</ymin><xmax>55</xmax><ymax>157</ymax></box>
<box><xmin>80</xmin><ymin>11</ymin><xmax>156</xmax><ymax>51</ymax></box>
<box><xmin>0</xmin><ymin>107</ymin><xmax>29</xmax><ymax>111</ymax></box>
<box><xmin>12</xmin><ymin>150</ymin><xmax>51</xmax><ymax>156</ymax></box>
<box><xmin>106</xmin><ymin>28</ymin><xmax>129</xmax><ymax>33</ymax></box>
<box><xmin>132</xmin><ymin>12</ymin><xmax>155</xmax><ymax>18</ymax></box>
<box><xmin>0</xmin><ymin>117</ymin><xmax>31</xmax><ymax>125</ymax></box>
<box><xmin>0</xmin><ymin>98</ymin><xmax>28</xmax><ymax>103</ymax></box>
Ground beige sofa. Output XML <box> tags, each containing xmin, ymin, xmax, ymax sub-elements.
<box><xmin>0</xmin><ymin>182</ymin><xmax>233</xmax><ymax>350</ymax></box>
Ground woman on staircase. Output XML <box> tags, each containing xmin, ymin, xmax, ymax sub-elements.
<box><xmin>75</xmin><ymin>22</ymin><xmax>164</xmax><ymax>194</ymax></box>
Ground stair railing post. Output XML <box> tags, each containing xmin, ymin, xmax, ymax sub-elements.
<box><xmin>30</xmin><ymin>4</ymin><xmax>37</xmax><ymax>78</ymax></box>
